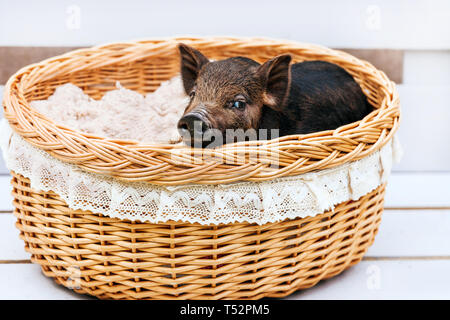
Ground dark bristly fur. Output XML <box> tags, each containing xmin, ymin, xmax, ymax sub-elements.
<box><xmin>177</xmin><ymin>43</ymin><xmax>373</xmax><ymax>146</ymax></box>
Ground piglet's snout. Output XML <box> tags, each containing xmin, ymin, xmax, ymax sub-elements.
<box><xmin>177</xmin><ymin>113</ymin><xmax>211</xmax><ymax>140</ymax></box>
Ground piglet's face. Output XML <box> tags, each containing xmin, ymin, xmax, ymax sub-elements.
<box><xmin>177</xmin><ymin>43</ymin><xmax>292</xmax><ymax>147</ymax></box>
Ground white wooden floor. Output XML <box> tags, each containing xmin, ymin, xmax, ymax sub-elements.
<box><xmin>1</xmin><ymin>174</ymin><xmax>449</xmax><ymax>300</ymax></box>
<box><xmin>1</xmin><ymin>84</ymin><xmax>450</xmax><ymax>299</ymax></box>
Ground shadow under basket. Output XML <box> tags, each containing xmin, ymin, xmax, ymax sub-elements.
<box><xmin>3</xmin><ymin>37</ymin><xmax>400</xmax><ymax>299</ymax></box>
<box><xmin>12</xmin><ymin>173</ymin><xmax>385</xmax><ymax>300</ymax></box>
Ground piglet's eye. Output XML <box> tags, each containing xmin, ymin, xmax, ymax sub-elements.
<box><xmin>232</xmin><ymin>100</ymin><xmax>246</xmax><ymax>109</ymax></box>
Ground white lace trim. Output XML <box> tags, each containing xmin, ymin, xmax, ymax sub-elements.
<box><xmin>0</xmin><ymin>119</ymin><xmax>402</xmax><ymax>225</ymax></box>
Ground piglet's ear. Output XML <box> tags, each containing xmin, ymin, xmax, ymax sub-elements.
<box><xmin>178</xmin><ymin>43</ymin><xmax>209</xmax><ymax>95</ymax></box>
<box><xmin>256</xmin><ymin>54</ymin><xmax>292</xmax><ymax>111</ymax></box>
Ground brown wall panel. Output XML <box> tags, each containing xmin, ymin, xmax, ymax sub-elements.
<box><xmin>0</xmin><ymin>47</ymin><xmax>403</xmax><ymax>84</ymax></box>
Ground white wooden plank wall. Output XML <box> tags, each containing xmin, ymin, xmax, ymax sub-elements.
<box><xmin>1</xmin><ymin>0</ymin><xmax>449</xmax><ymax>49</ymax></box>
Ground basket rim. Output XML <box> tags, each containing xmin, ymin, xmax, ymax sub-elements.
<box><xmin>2</xmin><ymin>36</ymin><xmax>400</xmax><ymax>185</ymax></box>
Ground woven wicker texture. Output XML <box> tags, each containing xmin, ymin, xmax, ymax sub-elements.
<box><xmin>11</xmin><ymin>172</ymin><xmax>385</xmax><ymax>300</ymax></box>
<box><xmin>5</xmin><ymin>38</ymin><xmax>398</xmax><ymax>299</ymax></box>
<box><xmin>2</xmin><ymin>37</ymin><xmax>400</xmax><ymax>185</ymax></box>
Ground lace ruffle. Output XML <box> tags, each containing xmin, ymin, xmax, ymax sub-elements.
<box><xmin>0</xmin><ymin>119</ymin><xmax>401</xmax><ymax>225</ymax></box>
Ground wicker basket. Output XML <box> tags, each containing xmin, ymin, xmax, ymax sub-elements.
<box><xmin>3</xmin><ymin>37</ymin><xmax>400</xmax><ymax>300</ymax></box>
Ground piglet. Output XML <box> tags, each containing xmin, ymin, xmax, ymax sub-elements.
<box><xmin>177</xmin><ymin>44</ymin><xmax>372</xmax><ymax>147</ymax></box>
